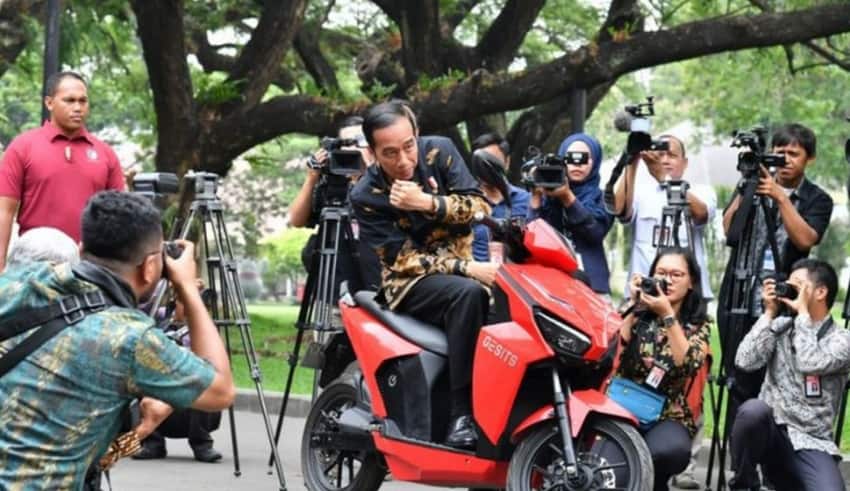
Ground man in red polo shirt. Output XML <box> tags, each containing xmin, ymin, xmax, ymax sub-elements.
<box><xmin>0</xmin><ymin>71</ymin><xmax>125</xmax><ymax>271</ymax></box>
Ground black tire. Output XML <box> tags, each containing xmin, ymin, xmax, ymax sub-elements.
<box><xmin>507</xmin><ymin>419</ymin><xmax>652</xmax><ymax>491</ymax></box>
<box><xmin>301</xmin><ymin>382</ymin><xmax>385</xmax><ymax>491</ymax></box>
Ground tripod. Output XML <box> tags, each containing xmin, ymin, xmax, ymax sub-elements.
<box><xmin>267</xmin><ymin>205</ymin><xmax>359</xmax><ymax>471</ymax></box>
<box><xmin>148</xmin><ymin>173</ymin><xmax>287</xmax><ymax>489</ymax></box>
<box><xmin>705</xmin><ymin>179</ymin><xmax>782</xmax><ymax>491</ymax></box>
<box><xmin>653</xmin><ymin>179</ymin><xmax>695</xmax><ymax>254</ymax></box>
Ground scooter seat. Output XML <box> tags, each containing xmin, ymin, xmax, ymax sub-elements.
<box><xmin>352</xmin><ymin>291</ymin><xmax>448</xmax><ymax>356</ymax></box>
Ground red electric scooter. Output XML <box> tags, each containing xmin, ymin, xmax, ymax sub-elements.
<box><xmin>301</xmin><ymin>217</ymin><xmax>652</xmax><ymax>490</ymax></box>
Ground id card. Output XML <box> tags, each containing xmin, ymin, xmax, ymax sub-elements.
<box><xmin>645</xmin><ymin>364</ymin><xmax>667</xmax><ymax>389</ymax></box>
<box><xmin>805</xmin><ymin>375</ymin><xmax>822</xmax><ymax>398</ymax></box>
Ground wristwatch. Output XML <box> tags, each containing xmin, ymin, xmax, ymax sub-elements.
<box><xmin>662</xmin><ymin>315</ymin><xmax>677</xmax><ymax>328</ymax></box>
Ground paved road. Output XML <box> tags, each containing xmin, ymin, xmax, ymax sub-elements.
<box><xmin>110</xmin><ymin>408</ymin><xmax>850</xmax><ymax>490</ymax></box>
<box><xmin>110</xmin><ymin>410</ymin><xmax>425</xmax><ymax>491</ymax></box>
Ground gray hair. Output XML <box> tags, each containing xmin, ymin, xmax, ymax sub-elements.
<box><xmin>7</xmin><ymin>227</ymin><xmax>80</xmax><ymax>267</ymax></box>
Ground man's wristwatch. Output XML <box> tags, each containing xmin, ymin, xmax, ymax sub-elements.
<box><xmin>662</xmin><ymin>315</ymin><xmax>677</xmax><ymax>328</ymax></box>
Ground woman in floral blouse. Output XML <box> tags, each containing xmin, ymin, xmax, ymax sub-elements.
<box><xmin>616</xmin><ymin>247</ymin><xmax>711</xmax><ymax>491</ymax></box>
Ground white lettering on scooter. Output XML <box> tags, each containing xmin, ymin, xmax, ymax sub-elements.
<box><xmin>482</xmin><ymin>335</ymin><xmax>518</xmax><ymax>368</ymax></box>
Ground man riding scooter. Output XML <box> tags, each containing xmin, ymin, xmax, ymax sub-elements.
<box><xmin>350</xmin><ymin>101</ymin><xmax>498</xmax><ymax>448</ymax></box>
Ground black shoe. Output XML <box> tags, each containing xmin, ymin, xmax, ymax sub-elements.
<box><xmin>192</xmin><ymin>445</ymin><xmax>223</xmax><ymax>463</ymax></box>
<box><xmin>132</xmin><ymin>445</ymin><xmax>166</xmax><ymax>460</ymax></box>
<box><xmin>445</xmin><ymin>415</ymin><xmax>477</xmax><ymax>448</ymax></box>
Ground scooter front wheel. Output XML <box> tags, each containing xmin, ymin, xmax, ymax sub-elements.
<box><xmin>507</xmin><ymin>419</ymin><xmax>652</xmax><ymax>491</ymax></box>
<box><xmin>301</xmin><ymin>382</ymin><xmax>386</xmax><ymax>491</ymax></box>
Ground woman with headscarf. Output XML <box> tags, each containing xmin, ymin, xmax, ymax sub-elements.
<box><xmin>468</xmin><ymin>148</ymin><xmax>530</xmax><ymax>262</ymax></box>
<box><xmin>529</xmin><ymin>133</ymin><xmax>613</xmax><ymax>294</ymax></box>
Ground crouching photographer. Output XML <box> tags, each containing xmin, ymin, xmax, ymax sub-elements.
<box><xmin>730</xmin><ymin>259</ymin><xmax>850</xmax><ymax>491</ymax></box>
<box><xmin>0</xmin><ymin>191</ymin><xmax>235</xmax><ymax>487</ymax></box>
<box><xmin>613</xmin><ymin>247</ymin><xmax>710</xmax><ymax>491</ymax></box>
<box><xmin>133</xmin><ymin>279</ymin><xmax>223</xmax><ymax>463</ymax></box>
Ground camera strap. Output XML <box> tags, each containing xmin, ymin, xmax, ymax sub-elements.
<box><xmin>0</xmin><ymin>291</ymin><xmax>113</xmax><ymax>378</ymax></box>
<box><xmin>603</xmin><ymin>150</ymin><xmax>634</xmax><ymax>217</ymax></box>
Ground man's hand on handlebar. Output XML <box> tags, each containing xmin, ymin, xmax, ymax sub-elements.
<box><xmin>467</xmin><ymin>261</ymin><xmax>499</xmax><ymax>286</ymax></box>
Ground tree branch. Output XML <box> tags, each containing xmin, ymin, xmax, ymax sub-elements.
<box><xmin>130</xmin><ymin>0</ymin><xmax>197</xmax><ymax>174</ymax></box>
<box><xmin>441</xmin><ymin>0</ymin><xmax>481</xmax><ymax>35</ymax></box>
<box><xmin>227</xmin><ymin>0</ymin><xmax>308</xmax><ymax>108</ymax></box>
<box><xmin>397</xmin><ymin>0</ymin><xmax>443</xmax><ymax>81</ymax></box>
<box><xmin>410</xmin><ymin>4</ymin><xmax>850</xmax><ymax>131</ymax></box>
<box><xmin>0</xmin><ymin>0</ymin><xmax>44</xmax><ymax>78</ymax></box>
<box><xmin>476</xmin><ymin>0</ymin><xmax>546</xmax><ymax>70</ymax></box>
<box><xmin>803</xmin><ymin>40</ymin><xmax>850</xmax><ymax>72</ymax></box>
<box><xmin>190</xmin><ymin>29</ymin><xmax>296</xmax><ymax>91</ymax></box>
<box><xmin>294</xmin><ymin>25</ymin><xmax>340</xmax><ymax>92</ymax></box>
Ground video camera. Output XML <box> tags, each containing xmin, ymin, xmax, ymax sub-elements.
<box><xmin>615</xmin><ymin>96</ymin><xmax>670</xmax><ymax>155</ymax></box>
<box><xmin>730</xmin><ymin>127</ymin><xmax>787</xmax><ymax>179</ymax></box>
<box><xmin>520</xmin><ymin>147</ymin><xmax>591</xmax><ymax>189</ymax></box>
<box><xmin>309</xmin><ymin>136</ymin><xmax>366</xmax><ymax>178</ymax></box>
<box><xmin>640</xmin><ymin>276</ymin><xmax>669</xmax><ymax>296</ymax></box>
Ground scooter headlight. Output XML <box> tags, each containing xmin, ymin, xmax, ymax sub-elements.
<box><xmin>534</xmin><ymin>309</ymin><xmax>591</xmax><ymax>357</ymax></box>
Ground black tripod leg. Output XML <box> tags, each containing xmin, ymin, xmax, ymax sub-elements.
<box><xmin>222</xmin><ymin>322</ymin><xmax>242</xmax><ymax>477</ymax></box>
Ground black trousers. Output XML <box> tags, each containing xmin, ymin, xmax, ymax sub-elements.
<box><xmin>395</xmin><ymin>274</ymin><xmax>489</xmax><ymax>412</ymax></box>
<box><xmin>729</xmin><ymin>399</ymin><xmax>845</xmax><ymax>491</ymax></box>
<box><xmin>641</xmin><ymin>420</ymin><xmax>693</xmax><ymax>491</ymax></box>
<box><xmin>142</xmin><ymin>408</ymin><xmax>215</xmax><ymax>451</ymax></box>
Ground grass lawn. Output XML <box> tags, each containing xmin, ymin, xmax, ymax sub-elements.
<box><xmin>235</xmin><ymin>302</ymin><xmax>850</xmax><ymax>451</ymax></box>
<box><xmin>228</xmin><ymin>304</ymin><xmax>317</xmax><ymax>396</ymax></box>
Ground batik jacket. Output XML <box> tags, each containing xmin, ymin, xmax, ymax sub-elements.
<box><xmin>736</xmin><ymin>313</ymin><xmax>850</xmax><ymax>456</ymax></box>
<box><xmin>617</xmin><ymin>313</ymin><xmax>711</xmax><ymax>437</ymax></box>
<box><xmin>350</xmin><ymin>136</ymin><xmax>490</xmax><ymax>308</ymax></box>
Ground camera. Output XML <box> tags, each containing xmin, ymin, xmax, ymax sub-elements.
<box><xmin>521</xmin><ymin>148</ymin><xmax>566</xmax><ymax>189</ymax></box>
<box><xmin>640</xmin><ymin>276</ymin><xmax>669</xmax><ymax>296</ymax></box>
<box><xmin>731</xmin><ymin>127</ymin><xmax>787</xmax><ymax>179</ymax></box>
<box><xmin>774</xmin><ymin>281</ymin><xmax>798</xmax><ymax>300</ymax></box>
<box><xmin>132</xmin><ymin>172</ymin><xmax>180</xmax><ymax>208</ymax></box>
<box><xmin>615</xmin><ymin>96</ymin><xmax>670</xmax><ymax>155</ymax></box>
<box><xmin>309</xmin><ymin>137</ymin><xmax>366</xmax><ymax>178</ymax></box>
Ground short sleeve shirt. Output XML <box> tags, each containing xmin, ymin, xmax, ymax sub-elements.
<box><xmin>0</xmin><ymin>262</ymin><xmax>214</xmax><ymax>488</ymax></box>
<box><xmin>0</xmin><ymin>122</ymin><xmax>125</xmax><ymax>241</ymax></box>
<box><xmin>627</xmin><ymin>174</ymin><xmax>716</xmax><ymax>299</ymax></box>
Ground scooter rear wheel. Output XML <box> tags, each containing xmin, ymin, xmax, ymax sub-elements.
<box><xmin>301</xmin><ymin>382</ymin><xmax>385</xmax><ymax>491</ymax></box>
<box><xmin>507</xmin><ymin>419</ymin><xmax>652</xmax><ymax>491</ymax></box>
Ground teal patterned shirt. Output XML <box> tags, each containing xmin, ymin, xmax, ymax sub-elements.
<box><xmin>0</xmin><ymin>262</ymin><xmax>215</xmax><ymax>489</ymax></box>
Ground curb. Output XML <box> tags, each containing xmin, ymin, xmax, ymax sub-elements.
<box><xmin>235</xmin><ymin>388</ymin><xmax>313</xmax><ymax>418</ymax></box>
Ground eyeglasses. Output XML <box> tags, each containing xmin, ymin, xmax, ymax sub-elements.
<box><xmin>654</xmin><ymin>269</ymin><xmax>688</xmax><ymax>282</ymax></box>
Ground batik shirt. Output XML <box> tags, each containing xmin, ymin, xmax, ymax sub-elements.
<box><xmin>351</xmin><ymin>136</ymin><xmax>490</xmax><ymax>308</ymax></box>
<box><xmin>0</xmin><ymin>262</ymin><xmax>215</xmax><ymax>489</ymax></box>
<box><xmin>617</xmin><ymin>313</ymin><xmax>711</xmax><ymax>436</ymax></box>
<box><xmin>736</xmin><ymin>313</ymin><xmax>850</xmax><ymax>456</ymax></box>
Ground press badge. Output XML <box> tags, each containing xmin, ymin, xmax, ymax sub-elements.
<box><xmin>805</xmin><ymin>375</ymin><xmax>822</xmax><ymax>398</ymax></box>
<box><xmin>645</xmin><ymin>363</ymin><xmax>667</xmax><ymax>389</ymax></box>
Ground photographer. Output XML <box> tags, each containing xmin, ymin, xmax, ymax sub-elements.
<box><xmin>528</xmin><ymin>133</ymin><xmax>613</xmax><ymax>295</ymax></box>
<box><xmin>720</xmin><ymin>123</ymin><xmax>833</xmax><ymax>419</ymax></box>
<box><xmin>471</xmin><ymin>132</ymin><xmax>512</xmax><ymax>171</ymax></box>
<box><xmin>0</xmin><ymin>191</ymin><xmax>234</xmax><ymax>487</ymax></box>
<box><xmin>351</xmin><ymin>101</ymin><xmax>494</xmax><ymax>448</ymax></box>
<box><xmin>616</xmin><ymin>247</ymin><xmax>711</xmax><ymax>491</ymax></box>
<box><xmin>287</xmin><ymin>116</ymin><xmax>381</xmax><ymax>294</ymax></box>
<box><xmin>133</xmin><ymin>279</ymin><xmax>223</xmax><ymax>463</ymax></box>
<box><xmin>613</xmin><ymin>135</ymin><xmax>716</xmax><ymax>299</ymax></box>
<box><xmin>468</xmin><ymin>148</ymin><xmax>530</xmax><ymax>261</ymax></box>
<box><xmin>730</xmin><ymin>259</ymin><xmax>849</xmax><ymax>491</ymax></box>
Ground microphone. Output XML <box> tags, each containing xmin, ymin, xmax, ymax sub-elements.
<box><xmin>613</xmin><ymin>110</ymin><xmax>633</xmax><ymax>132</ymax></box>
